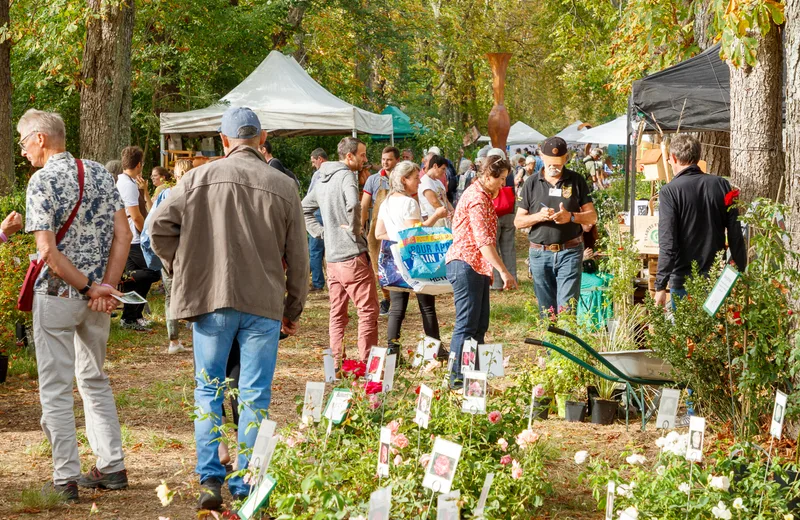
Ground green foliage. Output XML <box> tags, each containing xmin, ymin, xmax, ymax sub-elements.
<box><xmin>712</xmin><ymin>0</ymin><xmax>784</xmax><ymax>67</ymax></box>
<box><xmin>647</xmin><ymin>199</ymin><xmax>800</xmax><ymax>438</ymax></box>
<box><xmin>0</xmin><ymin>231</ymin><xmax>35</xmax><ymax>348</ymax></box>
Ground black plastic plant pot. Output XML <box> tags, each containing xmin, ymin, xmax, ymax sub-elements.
<box><xmin>0</xmin><ymin>355</ymin><xmax>8</xmax><ymax>384</ymax></box>
<box><xmin>565</xmin><ymin>401</ymin><xmax>586</xmax><ymax>422</ymax></box>
<box><xmin>591</xmin><ymin>398</ymin><xmax>618</xmax><ymax>425</ymax></box>
<box><xmin>532</xmin><ymin>397</ymin><xmax>551</xmax><ymax>420</ymax></box>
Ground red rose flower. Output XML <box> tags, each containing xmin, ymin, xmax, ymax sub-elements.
<box><xmin>365</xmin><ymin>381</ymin><xmax>383</xmax><ymax>394</ymax></box>
<box><xmin>724</xmin><ymin>189</ymin><xmax>740</xmax><ymax>207</ymax></box>
<box><xmin>415</xmin><ymin>386</ymin><xmax>421</xmax><ymax>394</ymax></box>
<box><xmin>341</xmin><ymin>359</ymin><xmax>366</xmax><ymax>378</ymax></box>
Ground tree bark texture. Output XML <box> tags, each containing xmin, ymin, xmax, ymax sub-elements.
<box><xmin>79</xmin><ymin>0</ymin><xmax>135</xmax><ymax>164</ymax></box>
<box><xmin>728</xmin><ymin>25</ymin><xmax>784</xmax><ymax>203</ymax></box>
<box><xmin>787</xmin><ymin>0</ymin><xmax>800</xmax><ymax>256</ymax></box>
<box><xmin>0</xmin><ymin>0</ymin><xmax>13</xmax><ymax>195</ymax></box>
<box><xmin>691</xmin><ymin>0</ymin><xmax>730</xmax><ymax>177</ymax></box>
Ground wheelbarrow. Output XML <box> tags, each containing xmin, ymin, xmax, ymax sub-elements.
<box><xmin>526</xmin><ymin>325</ymin><xmax>675</xmax><ymax>431</ymax></box>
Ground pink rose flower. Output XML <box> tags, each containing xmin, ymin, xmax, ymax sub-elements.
<box><xmin>468</xmin><ymin>381</ymin><xmax>483</xmax><ymax>397</ymax></box>
<box><xmin>511</xmin><ymin>460</ymin><xmax>523</xmax><ymax>479</ymax></box>
<box><xmin>369</xmin><ymin>394</ymin><xmax>382</xmax><ymax>410</ymax></box>
<box><xmin>392</xmin><ymin>433</ymin><xmax>409</xmax><ymax>449</ymax></box>
<box><xmin>488</xmin><ymin>411</ymin><xmax>502</xmax><ymax>424</ymax></box>
<box><xmin>419</xmin><ymin>453</ymin><xmax>432</xmax><ymax>467</ymax></box>
<box><xmin>497</xmin><ymin>438</ymin><xmax>508</xmax><ymax>452</ymax></box>
<box><xmin>387</xmin><ymin>419</ymin><xmax>401</xmax><ymax>435</ymax></box>
<box><xmin>433</xmin><ymin>455</ymin><xmax>452</xmax><ymax>477</ymax></box>
<box><xmin>516</xmin><ymin>429</ymin><xmax>540</xmax><ymax>450</ymax></box>
<box><xmin>533</xmin><ymin>384</ymin><xmax>545</xmax><ymax>398</ymax></box>
<box><xmin>500</xmin><ymin>455</ymin><xmax>512</xmax><ymax>465</ymax></box>
<box><xmin>393</xmin><ymin>454</ymin><xmax>403</xmax><ymax>466</ymax></box>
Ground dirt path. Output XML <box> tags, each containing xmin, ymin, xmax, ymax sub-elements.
<box><xmin>0</xmin><ymin>239</ymin><xmax>660</xmax><ymax>519</ymax></box>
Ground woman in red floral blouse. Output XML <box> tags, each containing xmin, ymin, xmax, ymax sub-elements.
<box><xmin>445</xmin><ymin>155</ymin><xmax>518</xmax><ymax>389</ymax></box>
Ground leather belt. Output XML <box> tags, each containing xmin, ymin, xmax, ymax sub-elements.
<box><xmin>529</xmin><ymin>236</ymin><xmax>583</xmax><ymax>252</ymax></box>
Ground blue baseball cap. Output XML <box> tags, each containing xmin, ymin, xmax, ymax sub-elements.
<box><xmin>218</xmin><ymin>106</ymin><xmax>261</xmax><ymax>139</ymax></box>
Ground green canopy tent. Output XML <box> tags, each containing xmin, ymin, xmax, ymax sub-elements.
<box><xmin>372</xmin><ymin>105</ymin><xmax>425</xmax><ymax>141</ymax></box>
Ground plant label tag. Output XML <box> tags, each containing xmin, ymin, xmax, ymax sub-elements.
<box><xmin>377</xmin><ymin>427</ymin><xmax>391</xmax><ymax>477</ymax></box>
<box><xmin>112</xmin><ymin>291</ymin><xmax>148</xmax><ymax>305</ymax></box>
<box><xmin>685</xmin><ymin>416</ymin><xmax>706</xmax><ymax>463</ymax></box>
<box><xmin>461</xmin><ymin>338</ymin><xmax>478</xmax><ymax>373</ymax></box>
<box><xmin>237</xmin><ymin>474</ymin><xmax>277</xmax><ymax>520</ymax></box>
<box><xmin>473</xmin><ymin>472</ymin><xmax>494</xmax><ymax>517</ymax></box>
<box><xmin>247</xmin><ymin>419</ymin><xmax>277</xmax><ymax>473</ymax></box>
<box><xmin>301</xmin><ymin>382</ymin><xmax>325</xmax><ymax>423</ymax></box>
<box><xmin>478</xmin><ymin>343</ymin><xmax>504</xmax><ymax>378</ymax></box>
<box><xmin>771</xmin><ymin>389</ymin><xmax>788</xmax><ymax>439</ymax></box>
<box><xmin>414</xmin><ymin>384</ymin><xmax>434</xmax><ymax>429</ymax></box>
<box><xmin>462</xmin><ymin>370</ymin><xmax>487</xmax><ymax>415</ymax></box>
<box><xmin>423</xmin><ymin>437</ymin><xmax>462</xmax><ymax>494</ymax></box>
<box><xmin>368</xmin><ymin>485</ymin><xmax>392</xmax><ymax>520</ymax></box>
<box><xmin>414</xmin><ymin>336</ymin><xmax>441</xmax><ymax>367</ymax></box>
<box><xmin>604</xmin><ymin>481</ymin><xmax>615</xmax><ymax>520</ymax></box>
<box><xmin>656</xmin><ymin>388</ymin><xmax>681</xmax><ymax>430</ymax></box>
<box><xmin>442</xmin><ymin>351</ymin><xmax>457</xmax><ymax>388</ymax></box>
<box><xmin>382</xmin><ymin>354</ymin><xmax>397</xmax><ymax>392</ymax></box>
<box><xmin>366</xmin><ymin>346</ymin><xmax>388</xmax><ymax>383</ymax></box>
<box><xmin>255</xmin><ymin>436</ymin><xmax>279</xmax><ymax>485</ymax></box>
<box><xmin>323</xmin><ymin>388</ymin><xmax>353</xmax><ymax>425</ymax></box>
<box><xmin>702</xmin><ymin>264</ymin><xmax>739</xmax><ymax>316</ymax></box>
<box><xmin>436</xmin><ymin>489</ymin><xmax>460</xmax><ymax>520</ymax></box>
<box><xmin>322</xmin><ymin>348</ymin><xmax>337</xmax><ymax>383</ymax></box>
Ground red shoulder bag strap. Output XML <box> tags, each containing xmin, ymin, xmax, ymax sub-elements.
<box><xmin>56</xmin><ymin>159</ymin><xmax>85</xmax><ymax>244</ymax></box>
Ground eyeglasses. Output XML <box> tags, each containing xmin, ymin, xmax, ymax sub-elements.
<box><xmin>18</xmin><ymin>130</ymin><xmax>39</xmax><ymax>152</ymax></box>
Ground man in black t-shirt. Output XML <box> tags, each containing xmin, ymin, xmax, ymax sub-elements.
<box><xmin>514</xmin><ymin>137</ymin><xmax>597</xmax><ymax>315</ymax></box>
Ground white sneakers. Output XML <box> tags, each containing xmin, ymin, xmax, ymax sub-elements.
<box><xmin>167</xmin><ymin>342</ymin><xmax>190</xmax><ymax>355</ymax></box>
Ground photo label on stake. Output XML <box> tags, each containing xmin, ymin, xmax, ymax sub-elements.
<box><xmin>248</xmin><ymin>419</ymin><xmax>277</xmax><ymax>474</ymax></box>
<box><xmin>413</xmin><ymin>336</ymin><xmax>441</xmax><ymax>367</ymax></box>
<box><xmin>685</xmin><ymin>416</ymin><xmax>706</xmax><ymax>463</ymax></box>
<box><xmin>478</xmin><ymin>343</ymin><xmax>504</xmax><ymax>378</ymax></box>
<box><xmin>383</xmin><ymin>354</ymin><xmax>397</xmax><ymax>392</ymax></box>
<box><xmin>462</xmin><ymin>370</ymin><xmax>487</xmax><ymax>415</ymax></box>
<box><xmin>366</xmin><ymin>346</ymin><xmax>388</xmax><ymax>383</ymax></box>
<box><xmin>323</xmin><ymin>348</ymin><xmax>337</xmax><ymax>383</ymax></box>
<box><xmin>302</xmin><ymin>382</ymin><xmax>325</xmax><ymax>423</ymax></box>
<box><xmin>377</xmin><ymin>427</ymin><xmax>391</xmax><ymax>477</ymax></box>
<box><xmin>474</xmin><ymin>472</ymin><xmax>495</xmax><ymax>516</ymax></box>
<box><xmin>656</xmin><ymin>388</ymin><xmax>681</xmax><ymax>430</ymax></box>
<box><xmin>437</xmin><ymin>489</ymin><xmax>461</xmax><ymax>520</ymax></box>
<box><xmin>423</xmin><ymin>437</ymin><xmax>462</xmax><ymax>494</ymax></box>
<box><xmin>461</xmin><ymin>338</ymin><xmax>477</xmax><ymax>372</ymax></box>
<box><xmin>604</xmin><ymin>481</ymin><xmax>615</xmax><ymax>520</ymax></box>
<box><xmin>771</xmin><ymin>390</ymin><xmax>788</xmax><ymax>439</ymax></box>
<box><xmin>368</xmin><ymin>485</ymin><xmax>392</xmax><ymax>520</ymax></box>
<box><xmin>415</xmin><ymin>384</ymin><xmax>433</xmax><ymax>429</ymax></box>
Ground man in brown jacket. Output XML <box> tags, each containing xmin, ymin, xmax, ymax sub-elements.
<box><xmin>150</xmin><ymin>107</ymin><xmax>308</xmax><ymax>510</ymax></box>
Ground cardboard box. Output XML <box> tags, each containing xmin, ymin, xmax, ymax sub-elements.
<box><xmin>633</xmin><ymin>215</ymin><xmax>660</xmax><ymax>254</ymax></box>
<box><xmin>640</xmin><ymin>148</ymin><xmax>666</xmax><ymax>181</ymax></box>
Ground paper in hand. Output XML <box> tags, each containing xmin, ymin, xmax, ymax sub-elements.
<box><xmin>112</xmin><ymin>291</ymin><xmax>147</xmax><ymax>305</ymax></box>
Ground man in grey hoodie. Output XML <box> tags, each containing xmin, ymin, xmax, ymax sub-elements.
<box><xmin>303</xmin><ymin>137</ymin><xmax>379</xmax><ymax>365</ymax></box>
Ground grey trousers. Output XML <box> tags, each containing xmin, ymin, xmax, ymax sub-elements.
<box><xmin>492</xmin><ymin>212</ymin><xmax>518</xmax><ymax>289</ymax></box>
<box><xmin>33</xmin><ymin>294</ymin><xmax>125</xmax><ymax>484</ymax></box>
<box><xmin>162</xmin><ymin>269</ymin><xmax>179</xmax><ymax>341</ymax></box>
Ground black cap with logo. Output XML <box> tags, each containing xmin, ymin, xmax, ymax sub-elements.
<box><xmin>540</xmin><ymin>137</ymin><xmax>568</xmax><ymax>157</ymax></box>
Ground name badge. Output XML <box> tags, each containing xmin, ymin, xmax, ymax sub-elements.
<box><xmin>549</xmin><ymin>188</ymin><xmax>562</xmax><ymax>197</ymax></box>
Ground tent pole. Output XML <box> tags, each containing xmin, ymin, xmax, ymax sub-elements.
<box><xmin>390</xmin><ymin>129</ymin><xmax>394</xmax><ymax>146</ymax></box>
<box><xmin>160</xmin><ymin>134</ymin><xmax>166</xmax><ymax>168</ymax></box>
<box><xmin>624</xmin><ymin>96</ymin><xmax>632</xmax><ymax>212</ymax></box>
<box><xmin>629</xmin><ymin>114</ymin><xmax>638</xmax><ymax>236</ymax></box>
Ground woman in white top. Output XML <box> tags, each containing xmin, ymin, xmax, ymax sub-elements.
<box><xmin>418</xmin><ymin>154</ymin><xmax>453</xmax><ymax>228</ymax></box>
<box><xmin>376</xmin><ymin>161</ymin><xmax>443</xmax><ymax>360</ymax></box>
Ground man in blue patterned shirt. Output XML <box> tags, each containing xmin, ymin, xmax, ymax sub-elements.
<box><xmin>20</xmin><ymin>109</ymin><xmax>133</xmax><ymax>502</ymax></box>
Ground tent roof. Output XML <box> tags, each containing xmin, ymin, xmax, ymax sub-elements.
<box><xmin>372</xmin><ymin>105</ymin><xmax>424</xmax><ymax>140</ymax></box>
<box><xmin>159</xmin><ymin>51</ymin><xmax>392</xmax><ymax>137</ymax></box>
<box><xmin>576</xmin><ymin>116</ymin><xmax>629</xmax><ymax>145</ymax></box>
<box><xmin>631</xmin><ymin>44</ymin><xmax>730</xmax><ymax>132</ymax></box>
<box><xmin>477</xmin><ymin>121</ymin><xmax>547</xmax><ymax>145</ymax></box>
<box><xmin>555</xmin><ymin>121</ymin><xmax>585</xmax><ymax>142</ymax></box>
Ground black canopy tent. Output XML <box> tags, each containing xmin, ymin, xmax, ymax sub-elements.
<box><xmin>624</xmin><ymin>44</ymin><xmax>730</xmax><ymax>225</ymax></box>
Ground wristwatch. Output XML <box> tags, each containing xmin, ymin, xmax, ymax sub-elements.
<box><xmin>570</xmin><ymin>212</ymin><xmax>575</xmax><ymax>223</ymax></box>
<box><xmin>79</xmin><ymin>278</ymin><xmax>93</xmax><ymax>295</ymax></box>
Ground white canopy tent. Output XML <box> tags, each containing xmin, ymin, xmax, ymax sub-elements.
<box><xmin>575</xmin><ymin>116</ymin><xmax>628</xmax><ymax>145</ymax></box>
<box><xmin>159</xmin><ymin>51</ymin><xmax>393</xmax><ymax>163</ymax></box>
<box><xmin>477</xmin><ymin>121</ymin><xmax>547</xmax><ymax>146</ymax></box>
<box><xmin>555</xmin><ymin>121</ymin><xmax>585</xmax><ymax>143</ymax></box>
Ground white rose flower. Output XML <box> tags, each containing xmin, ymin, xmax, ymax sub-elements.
<box><xmin>656</xmin><ymin>465</ymin><xmax>666</xmax><ymax>476</ymax></box>
<box><xmin>709</xmin><ymin>475</ymin><xmax>731</xmax><ymax>492</ymax></box>
<box><xmin>574</xmin><ymin>450</ymin><xmax>589</xmax><ymax>464</ymax></box>
<box><xmin>783</xmin><ymin>515</ymin><xmax>793</xmax><ymax>520</ymax></box>
<box><xmin>655</xmin><ymin>436</ymin><xmax>666</xmax><ymax>448</ymax></box>
<box><xmin>732</xmin><ymin>497</ymin><xmax>744</xmax><ymax>510</ymax></box>
<box><xmin>626</xmin><ymin>454</ymin><xmax>647</xmax><ymax>465</ymax></box>
<box><xmin>618</xmin><ymin>506</ymin><xmax>639</xmax><ymax>520</ymax></box>
<box><xmin>616</xmin><ymin>483</ymin><xmax>633</xmax><ymax>498</ymax></box>
<box><xmin>679</xmin><ymin>482</ymin><xmax>691</xmax><ymax>494</ymax></box>
<box><xmin>712</xmin><ymin>501</ymin><xmax>732</xmax><ymax>520</ymax></box>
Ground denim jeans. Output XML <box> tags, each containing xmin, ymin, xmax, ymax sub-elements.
<box><xmin>193</xmin><ymin>308</ymin><xmax>280</xmax><ymax>496</ymax></box>
<box><xmin>446</xmin><ymin>260</ymin><xmax>490</xmax><ymax>383</ymax></box>
<box><xmin>670</xmin><ymin>287</ymin><xmax>688</xmax><ymax>310</ymax></box>
<box><xmin>308</xmin><ymin>235</ymin><xmax>325</xmax><ymax>289</ymax></box>
<box><xmin>528</xmin><ymin>244</ymin><xmax>583</xmax><ymax>316</ymax></box>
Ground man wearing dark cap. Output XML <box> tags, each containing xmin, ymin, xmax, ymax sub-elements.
<box><xmin>150</xmin><ymin>106</ymin><xmax>309</xmax><ymax>510</ymax></box>
<box><xmin>514</xmin><ymin>136</ymin><xmax>597</xmax><ymax>315</ymax></box>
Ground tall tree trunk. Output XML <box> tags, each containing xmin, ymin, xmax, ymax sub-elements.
<box><xmin>787</xmin><ymin>0</ymin><xmax>800</xmax><ymax>255</ymax></box>
<box><xmin>692</xmin><ymin>0</ymin><xmax>730</xmax><ymax>177</ymax></box>
<box><xmin>79</xmin><ymin>0</ymin><xmax>135</xmax><ymax>163</ymax></box>
<box><xmin>0</xmin><ymin>0</ymin><xmax>13</xmax><ymax>195</ymax></box>
<box><xmin>728</xmin><ymin>25</ymin><xmax>784</xmax><ymax>202</ymax></box>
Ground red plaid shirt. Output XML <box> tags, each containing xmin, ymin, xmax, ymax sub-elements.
<box><xmin>445</xmin><ymin>180</ymin><xmax>497</xmax><ymax>276</ymax></box>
